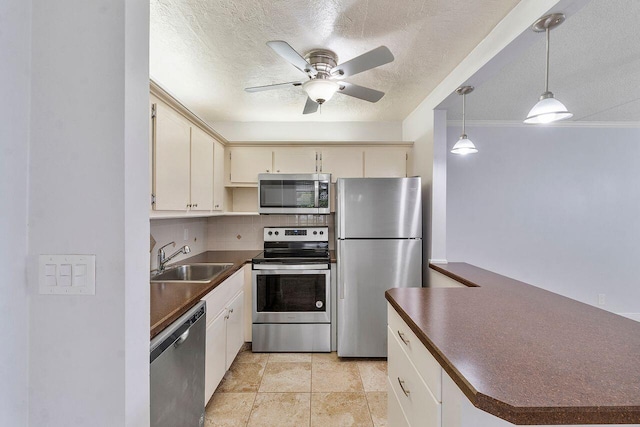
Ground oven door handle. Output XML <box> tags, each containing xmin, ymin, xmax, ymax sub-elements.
<box><xmin>314</xmin><ymin>180</ymin><xmax>319</xmax><ymax>208</ymax></box>
<box><xmin>253</xmin><ymin>264</ymin><xmax>329</xmax><ymax>270</ymax></box>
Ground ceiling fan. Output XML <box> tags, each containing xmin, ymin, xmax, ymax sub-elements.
<box><xmin>245</xmin><ymin>41</ymin><xmax>394</xmax><ymax>114</ymax></box>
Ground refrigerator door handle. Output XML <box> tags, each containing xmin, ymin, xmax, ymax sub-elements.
<box><xmin>337</xmin><ymin>240</ymin><xmax>345</xmax><ymax>300</ymax></box>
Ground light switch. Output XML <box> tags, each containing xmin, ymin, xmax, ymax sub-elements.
<box><xmin>45</xmin><ymin>264</ymin><xmax>57</xmax><ymax>276</ymax></box>
<box><xmin>39</xmin><ymin>255</ymin><xmax>96</xmax><ymax>295</ymax></box>
<box><xmin>60</xmin><ymin>264</ymin><xmax>72</xmax><ymax>276</ymax></box>
<box><xmin>73</xmin><ymin>264</ymin><xmax>87</xmax><ymax>287</ymax></box>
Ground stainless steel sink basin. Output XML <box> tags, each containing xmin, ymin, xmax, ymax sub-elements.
<box><xmin>150</xmin><ymin>263</ymin><xmax>234</xmax><ymax>283</ymax></box>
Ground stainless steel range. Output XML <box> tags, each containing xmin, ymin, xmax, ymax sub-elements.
<box><xmin>252</xmin><ymin>226</ymin><xmax>331</xmax><ymax>352</ymax></box>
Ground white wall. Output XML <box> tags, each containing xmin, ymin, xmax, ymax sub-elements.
<box><xmin>213</xmin><ymin>121</ymin><xmax>402</xmax><ymax>142</ymax></box>
<box><xmin>402</xmin><ymin>0</ymin><xmax>562</xmax><ymax>284</ymax></box>
<box><xmin>28</xmin><ymin>1</ymin><xmax>149</xmax><ymax>426</ymax></box>
<box><xmin>447</xmin><ymin>124</ymin><xmax>640</xmax><ymax>313</ymax></box>
<box><xmin>0</xmin><ymin>0</ymin><xmax>31</xmax><ymax>424</ymax></box>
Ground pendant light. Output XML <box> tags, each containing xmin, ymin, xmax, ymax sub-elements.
<box><xmin>524</xmin><ymin>13</ymin><xmax>572</xmax><ymax>124</ymax></box>
<box><xmin>451</xmin><ymin>86</ymin><xmax>478</xmax><ymax>155</ymax></box>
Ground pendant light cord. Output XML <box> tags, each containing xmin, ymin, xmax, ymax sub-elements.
<box><xmin>545</xmin><ymin>27</ymin><xmax>550</xmax><ymax>93</ymax></box>
<box><xmin>462</xmin><ymin>92</ymin><xmax>466</xmax><ymax>135</ymax></box>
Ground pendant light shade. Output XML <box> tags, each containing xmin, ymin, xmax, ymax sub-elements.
<box><xmin>525</xmin><ymin>13</ymin><xmax>572</xmax><ymax>125</ymax></box>
<box><xmin>451</xmin><ymin>135</ymin><xmax>478</xmax><ymax>155</ymax></box>
<box><xmin>451</xmin><ymin>86</ymin><xmax>478</xmax><ymax>155</ymax></box>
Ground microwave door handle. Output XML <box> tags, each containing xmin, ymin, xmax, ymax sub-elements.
<box><xmin>314</xmin><ymin>180</ymin><xmax>319</xmax><ymax>208</ymax></box>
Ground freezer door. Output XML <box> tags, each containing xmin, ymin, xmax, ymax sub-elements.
<box><xmin>336</xmin><ymin>177</ymin><xmax>422</xmax><ymax>239</ymax></box>
<box><xmin>337</xmin><ymin>239</ymin><xmax>422</xmax><ymax>357</ymax></box>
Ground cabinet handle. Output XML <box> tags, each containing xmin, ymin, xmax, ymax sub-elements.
<box><xmin>397</xmin><ymin>330</ymin><xmax>410</xmax><ymax>346</ymax></box>
<box><xmin>229</xmin><ymin>308</ymin><xmax>234</xmax><ymax>313</ymax></box>
<box><xmin>398</xmin><ymin>377</ymin><xmax>410</xmax><ymax>397</ymax></box>
<box><xmin>187</xmin><ymin>204</ymin><xmax>191</xmax><ymax>208</ymax></box>
<box><xmin>277</xmin><ymin>170</ymin><xmax>280</xmax><ymax>173</ymax></box>
<box><xmin>266</xmin><ymin>169</ymin><xmax>270</xmax><ymax>173</ymax></box>
<box><xmin>194</xmin><ymin>203</ymin><xmax>198</xmax><ymax>208</ymax></box>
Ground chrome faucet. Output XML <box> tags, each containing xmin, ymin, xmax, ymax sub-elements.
<box><xmin>157</xmin><ymin>241</ymin><xmax>191</xmax><ymax>272</ymax></box>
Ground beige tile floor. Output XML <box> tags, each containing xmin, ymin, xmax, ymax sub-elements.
<box><xmin>205</xmin><ymin>349</ymin><xmax>388</xmax><ymax>427</ymax></box>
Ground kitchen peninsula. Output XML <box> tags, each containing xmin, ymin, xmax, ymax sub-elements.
<box><xmin>386</xmin><ymin>263</ymin><xmax>640</xmax><ymax>426</ymax></box>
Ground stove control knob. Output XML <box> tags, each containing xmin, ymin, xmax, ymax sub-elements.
<box><xmin>319</xmin><ymin>231</ymin><xmax>324</xmax><ymax>235</ymax></box>
<box><xmin>268</xmin><ymin>231</ymin><xmax>273</xmax><ymax>236</ymax></box>
<box><xmin>313</xmin><ymin>231</ymin><xmax>317</xmax><ymax>235</ymax></box>
<box><xmin>275</xmin><ymin>231</ymin><xmax>279</xmax><ymax>236</ymax></box>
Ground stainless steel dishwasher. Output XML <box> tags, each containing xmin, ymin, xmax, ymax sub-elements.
<box><xmin>150</xmin><ymin>300</ymin><xmax>206</xmax><ymax>427</ymax></box>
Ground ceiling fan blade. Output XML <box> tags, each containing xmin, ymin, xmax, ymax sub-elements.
<box><xmin>332</xmin><ymin>46</ymin><xmax>394</xmax><ymax>78</ymax></box>
<box><xmin>303</xmin><ymin>97</ymin><xmax>319</xmax><ymax>114</ymax></box>
<box><xmin>245</xmin><ymin>81</ymin><xmax>304</xmax><ymax>92</ymax></box>
<box><xmin>337</xmin><ymin>82</ymin><xmax>385</xmax><ymax>103</ymax></box>
<box><xmin>267</xmin><ymin>41</ymin><xmax>318</xmax><ymax>77</ymax></box>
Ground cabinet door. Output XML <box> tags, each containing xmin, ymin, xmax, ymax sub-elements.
<box><xmin>225</xmin><ymin>291</ymin><xmax>245</xmax><ymax>370</ymax></box>
<box><xmin>320</xmin><ymin>148</ymin><xmax>364</xmax><ymax>182</ymax></box>
<box><xmin>229</xmin><ymin>147</ymin><xmax>273</xmax><ymax>184</ymax></box>
<box><xmin>205</xmin><ymin>309</ymin><xmax>226</xmax><ymax>405</ymax></box>
<box><xmin>154</xmin><ymin>101</ymin><xmax>191</xmax><ymax>210</ymax></box>
<box><xmin>213</xmin><ymin>140</ymin><xmax>225</xmax><ymax>211</ymax></box>
<box><xmin>190</xmin><ymin>126</ymin><xmax>214</xmax><ymax>211</ymax></box>
<box><xmin>364</xmin><ymin>147</ymin><xmax>407</xmax><ymax>178</ymax></box>
<box><xmin>273</xmin><ymin>147</ymin><xmax>317</xmax><ymax>174</ymax></box>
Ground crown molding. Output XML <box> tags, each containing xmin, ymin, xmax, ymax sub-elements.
<box><xmin>447</xmin><ymin>119</ymin><xmax>640</xmax><ymax>128</ymax></box>
<box><xmin>226</xmin><ymin>140</ymin><xmax>413</xmax><ymax>147</ymax></box>
<box><xmin>150</xmin><ymin>80</ymin><xmax>229</xmax><ymax>144</ymax></box>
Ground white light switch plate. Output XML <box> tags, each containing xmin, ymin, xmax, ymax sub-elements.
<box><xmin>39</xmin><ymin>255</ymin><xmax>96</xmax><ymax>295</ymax></box>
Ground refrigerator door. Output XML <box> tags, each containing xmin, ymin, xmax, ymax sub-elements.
<box><xmin>336</xmin><ymin>177</ymin><xmax>422</xmax><ymax>239</ymax></box>
<box><xmin>337</xmin><ymin>238</ymin><xmax>422</xmax><ymax>357</ymax></box>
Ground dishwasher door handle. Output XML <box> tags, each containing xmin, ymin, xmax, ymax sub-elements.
<box><xmin>174</xmin><ymin>329</ymin><xmax>190</xmax><ymax>348</ymax></box>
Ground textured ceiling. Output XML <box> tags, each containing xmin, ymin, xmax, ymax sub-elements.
<box><xmin>150</xmin><ymin>0</ymin><xmax>520</xmax><ymax>122</ymax></box>
<box><xmin>445</xmin><ymin>0</ymin><xmax>640</xmax><ymax>122</ymax></box>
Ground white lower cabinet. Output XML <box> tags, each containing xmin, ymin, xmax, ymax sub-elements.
<box><xmin>202</xmin><ymin>269</ymin><xmax>245</xmax><ymax>405</ymax></box>
<box><xmin>204</xmin><ymin>309</ymin><xmax>226</xmax><ymax>402</ymax></box>
<box><xmin>388</xmin><ymin>325</ymin><xmax>441</xmax><ymax>427</ymax></box>
<box><xmin>224</xmin><ymin>291</ymin><xmax>244</xmax><ymax>371</ymax></box>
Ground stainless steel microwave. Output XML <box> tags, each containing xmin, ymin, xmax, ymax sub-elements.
<box><xmin>258</xmin><ymin>173</ymin><xmax>331</xmax><ymax>214</ymax></box>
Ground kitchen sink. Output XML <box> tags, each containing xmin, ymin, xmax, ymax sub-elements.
<box><xmin>150</xmin><ymin>263</ymin><xmax>234</xmax><ymax>283</ymax></box>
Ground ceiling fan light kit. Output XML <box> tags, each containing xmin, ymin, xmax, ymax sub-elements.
<box><xmin>451</xmin><ymin>86</ymin><xmax>478</xmax><ymax>155</ymax></box>
<box><xmin>524</xmin><ymin>13</ymin><xmax>573</xmax><ymax>125</ymax></box>
<box><xmin>245</xmin><ymin>41</ymin><xmax>394</xmax><ymax>114</ymax></box>
<box><xmin>302</xmin><ymin>79</ymin><xmax>339</xmax><ymax>104</ymax></box>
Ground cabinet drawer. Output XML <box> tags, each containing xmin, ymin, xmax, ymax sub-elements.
<box><xmin>202</xmin><ymin>268</ymin><xmax>244</xmax><ymax>322</ymax></box>
<box><xmin>388</xmin><ymin>326</ymin><xmax>441</xmax><ymax>427</ymax></box>
<box><xmin>388</xmin><ymin>304</ymin><xmax>442</xmax><ymax>401</ymax></box>
<box><xmin>387</xmin><ymin>376</ymin><xmax>411</xmax><ymax>427</ymax></box>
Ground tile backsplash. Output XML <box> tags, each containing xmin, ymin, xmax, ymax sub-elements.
<box><xmin>150</xmin><ymin>217</ymin><xmax>208</xmax><ymax>270</ymax></box>
<box><xmin>207</xmin><ymin>214</ymin><xmax>335</xmax><ymax>251</ymax></box>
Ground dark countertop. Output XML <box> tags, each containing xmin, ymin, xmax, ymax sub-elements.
<box><xmin>150</xmin><ymin>250</ymin><xmax>260</xmax><ymax>339</ymax></box>
<box><xmin>386</xmin><ymin>262</ymin><xmax>640</xmax><ymax>425</ymax></box>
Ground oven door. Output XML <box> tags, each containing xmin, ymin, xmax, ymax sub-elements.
<box><xmin>252</xmin><ymin>269</ymin><xmax>330</xmax><ymax>324</ymax></box>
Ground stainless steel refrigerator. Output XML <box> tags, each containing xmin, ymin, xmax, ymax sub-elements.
<box><xmin>336</xmin><ymin>177</ymin><xmax>423</xmax><ymax>357</ymax></box>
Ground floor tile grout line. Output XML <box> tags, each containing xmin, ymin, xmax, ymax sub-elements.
<box><xmin>357</xmin><ymin>361</ymin><xmax>376</xmax><ymax>426</ymax></box>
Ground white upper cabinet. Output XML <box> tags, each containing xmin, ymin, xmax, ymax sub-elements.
<box><xmin>273</xmin><ymin>147</ymin><xmax>318</xmax><ymax>174</ymax></box>
<box><xmin>364</xmin><ymin>147</ymin><xmax>408</xmax><ymax>178</ymax></box>
<box><xmin>229</xmin><ymin>147</ymin><xmax>273</xmax><ymax>184</ymax></box>
<box><xmin>153</xmin><ymin>101</ymin><xmax>191</xmax><ymax>210</ymax></box>
<box><xmin>213</xmin><ymin>140</ymin><xmax>225</xmax><ymax>211</ymax></box>
<box><xmin>190</xmin><ymin>126</ymin><xmax>214</xmax><ymax>211</ymax></box>
<box><xmin>320</xmin><ymin>147</ymin><xmax>364</xmax><ymax>182</ymax></box>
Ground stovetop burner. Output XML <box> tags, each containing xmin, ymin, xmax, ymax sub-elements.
<box><xmin>252</xmin><ymin>226</ymin><xmax>330</xmax><ymax>268</ymax></box>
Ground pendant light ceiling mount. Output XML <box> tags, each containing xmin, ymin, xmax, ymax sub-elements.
<box><xmin>531</xmin><ymin>13</ymin><xmax>565</xmax><ymax>32</ymax></box>
<box><xmin>451</xmin><ymin>85</ymin><xmax>478</xmax><ymax>155</ymax></box>
<box><xmin>456</xmin><ymin>86</ymin><xmax>474</xmax><ymax>96</ymax></box>
<box><xmin>524</xmin><ymin>12</ymin><xmax>573</xmax><ymax>125</ymax></box>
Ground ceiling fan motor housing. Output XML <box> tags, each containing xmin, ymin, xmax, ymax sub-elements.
<box><xmin>304</xmin><ymin>49</ymin><xmax>338</xmax><ymax>78</ymax></box>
